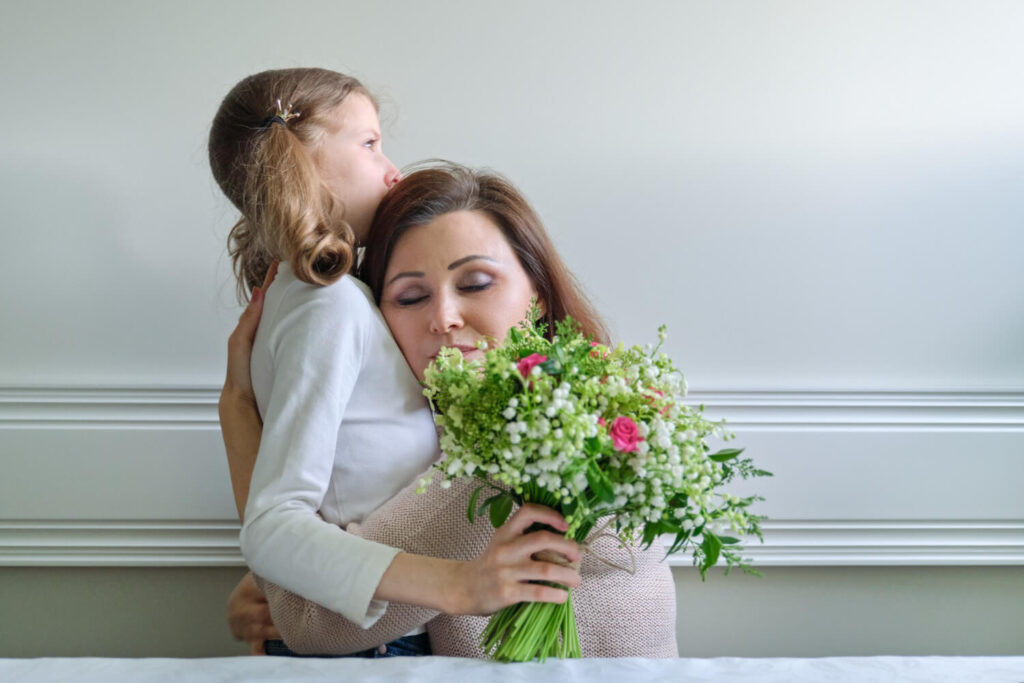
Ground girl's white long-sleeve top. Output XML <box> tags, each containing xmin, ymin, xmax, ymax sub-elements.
<box><xmin>240</xmin><ymin>264</ymin><xmax>440</xmax><ymax>628</ymax></box>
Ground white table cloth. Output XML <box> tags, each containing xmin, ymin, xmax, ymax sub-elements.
<box><xmin>2</xmin><ymin>656</ymin><xmax>1023</xmax><ymax>682</ymax></box>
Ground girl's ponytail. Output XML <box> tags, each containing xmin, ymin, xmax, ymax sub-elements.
<box><xmin>241</xmin><ymin>120</ymin><xmax>353</xmax><ymax>293</ymax></box>
<box><xmin>210</xmin><ymin>68</ymin><xmax>371</xmax><ymax>302</ymax></box>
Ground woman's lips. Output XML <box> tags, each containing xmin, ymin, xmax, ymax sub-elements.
<box><xmin>430</xmin><ymin>344</ymin><xmax>481</xmax><ymax>360</ymax></box>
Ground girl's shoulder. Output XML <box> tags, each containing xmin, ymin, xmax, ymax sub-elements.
<box><xmin>270</xmin><ymin>266</ymin><xmax>375</xmax><ymax>321</ymax></box>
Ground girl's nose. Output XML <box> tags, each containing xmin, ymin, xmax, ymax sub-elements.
<box><xmin>384</xmin><ymin>159</ymin><xmax>402</xmax><ymax>188</ymax></box>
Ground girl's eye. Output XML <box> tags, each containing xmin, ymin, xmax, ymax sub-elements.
<box><xmin>364</xmin><ymin>137</ymin><xmax>379</xmax><ymax>149</ymax></box>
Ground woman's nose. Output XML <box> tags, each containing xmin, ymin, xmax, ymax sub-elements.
<box><xmin>428</xmin><ymin>292</ymin><xmax>463</xmax><ymax>334</ymax></box>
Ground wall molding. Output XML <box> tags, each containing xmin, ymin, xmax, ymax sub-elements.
<box><xmin>2</xmin><ymin>386</ymin><xmax>1022</xmax><ymax>429</ymax></box>
<box><xmin>0</xmin><ymin>521</ymin><xmax>242</xmax><ymax>567</ymax></box>
<box><xmin>2</xmin><ymin>386</ymin><xmax>1021</xmax><ymax>567</ymax></box>
<box><xmin>679</xmin><ymin>519</ymin><xmax>1024</xmax><ymax>568</ymax></box>
<box><xmin>2</xmin><ymin>519</ymin><xmax>1022</xmax><ymax>568</ymax></box>
<box><xmin>0</xmin><ymin>386</ymin><xmax>218</xmax><ymax>428</ymax></box>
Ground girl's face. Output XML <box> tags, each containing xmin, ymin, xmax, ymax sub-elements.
<box><xmin>316</xmin><ymin>93</ymin><xmax>401</xmax><ymax>242</ymax></box>
<box><xmin>380</xmin><ymin>210</ymin><xmax>538</xmax><ymax>381</ymax></box>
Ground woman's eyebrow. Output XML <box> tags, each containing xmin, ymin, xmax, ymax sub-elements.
<box><xmin>448</xmin><ymin>255</ymin><xmax>496</xmax><ymax>270</ymax></box>
<box><xmin>385</xmin><ymin>271</ymin><xmax>425</xmax><ymax>286</ymax></box>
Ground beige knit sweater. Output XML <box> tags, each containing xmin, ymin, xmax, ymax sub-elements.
<box><xmin>255</xmin><ymin>471</ymin><xmax>678</xmax><ymax>658</ymax></box>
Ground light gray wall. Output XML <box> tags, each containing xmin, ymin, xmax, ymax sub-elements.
<box><xmin>2</xmin><ymin>566</ymin><xmax>1022</xmax><ymax>657</ymax></box>
<box><xmin>1</xmin><ymin>0</ymin><xmax>1021</xmax><ymax>658</ymax></box>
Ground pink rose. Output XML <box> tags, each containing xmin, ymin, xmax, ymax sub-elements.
<box><xmin>516</xmin><ymin>353</ymin><xmax>548</xmax><ymax>378</ymax></box>
<box><xmin>610</xmin><ymin>416</ymin><xmax>643</xmax><ymax>453</ymax></box>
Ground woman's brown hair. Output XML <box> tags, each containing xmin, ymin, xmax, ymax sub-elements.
<box><xmin>360</xmin><ymin>161</ymin><xmax>609</xmax><ymax>344</ymax></box>
<box><xmin>209</xmin><ymin>67</ymin><xmax>372</xmax><ymax>302</ymax></box>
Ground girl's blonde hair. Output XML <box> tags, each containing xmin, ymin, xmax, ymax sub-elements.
<box><xmin>209</xmin><ymin>68</ymin><xmax>374</xmax><ymax>302</ymax></box>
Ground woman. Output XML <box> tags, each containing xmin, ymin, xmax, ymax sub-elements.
<box><xmin>211</xmin><ymin>68</ymin><xmax>582</xmax><ymax>658</ymax></box>
<box><xmin>223</xmin><ymin>163</ymin><xmax>678</xmax><ymax>658</ymax></box>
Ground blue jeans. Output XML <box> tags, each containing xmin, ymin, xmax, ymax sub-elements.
<box><xmin>264</xmin><ymin>632</ymin><xmax>432</xmax><ymax>658</ymax></box>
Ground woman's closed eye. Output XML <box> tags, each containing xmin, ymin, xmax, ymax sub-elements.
<box><xmin>395</xmin><ymin>288</ymin><xmax>428</xmax><ymax>306</ymax></box>
<box><xmin>393</xmin><ymin>275</ymin><xmax>494</xmax><ymax>307</ymax></box>
<box><xmin>458</xmin><ymin>272</ymin><xmax>494</xmax><ymax>292</ymax></box>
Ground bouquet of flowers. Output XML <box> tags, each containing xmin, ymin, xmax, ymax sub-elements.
<box><xmin>420</xmin><ymin>308</ymin><xmax>769</xmax><ymax>662</ymax></box>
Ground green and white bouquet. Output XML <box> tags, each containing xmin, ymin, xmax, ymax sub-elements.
<box><xmin>421</xmin><ymin>308</ymin><xmax>769</xmax><ymax>662</ymax></box>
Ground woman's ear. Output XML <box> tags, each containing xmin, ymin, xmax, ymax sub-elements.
<box><xmin>534</xmin><ymin>292</ymin><xmax>546</xmax><ymax>316</ymax></box>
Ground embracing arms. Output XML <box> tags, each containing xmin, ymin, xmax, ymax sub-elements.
<box><xmin>221</xmin><ymin>272</ymin><xmax>579</xmax><ymax>651</ymax></box>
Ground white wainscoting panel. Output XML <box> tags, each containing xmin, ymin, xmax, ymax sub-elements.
<box><xmin>1</xmin><ymin>387</ymin><xmax>1021</xmax><ymax>567</ymax></box>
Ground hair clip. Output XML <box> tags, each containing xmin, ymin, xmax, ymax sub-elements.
<box><xmin>260</xmin><ymin>98</ymin><xmax>301</xmax><ymax>129</ymax></box>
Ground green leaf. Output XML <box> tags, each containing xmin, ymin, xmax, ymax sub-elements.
<box><xmin>701</xmin><ymin>532</ymin><xmax>723</xmax><ymax>567</ymax></box>
<box><xmin>539</xmin><ymin>359</ymin><xmax>563</xmax><ymax>375</ymax></box>
<box><xmin>478</xmin><ymin>493</ymin><xmax>503</xmax><ymax>520</ymax></box>
<box><xmin>667</xmin><ymin>530</ymin><xmax>693</xmax><ymax>556</ymax></box>
<box><xmin>583</xmin><ymin>436</ymin><xmax>602</xmax><ymax>456</ymax></box>
<box><xmin>489</xmin><ymin>493</ymin><xmax>514</xmax><ymax>528</ymax></box>
<box><xmin>709</xmin><ymin>448</ymin><xmax>744</xmax><ymax>463</ymax></box>
<box><xmin>718</xmin><ymin>536</ymin><xmax>741</xmax><ymax>545</ymax></box>
<box><xmin>585</xmin><ymin>462</ymin><xmax>616</xmax><ymax>504</ymax></box>
<box><xmin>466</xmin><ymin>484</ymin><xmax>486</xmax><ymax>524</ymax></box>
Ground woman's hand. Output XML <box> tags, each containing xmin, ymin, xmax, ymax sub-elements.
<box><xmin>222</xmin><ymin>261</ymin><xmax>279</xmax><ymax>404</ymax></box>
<box><xmin>378</xmin><ymin>503</ymin><xmax>582</xmax><ymax>616</ymax></box>
<box><xmin>219</xmin><ymin>262</ymin><xmax>278</xmax><ymax>520</ymax></box>
<box><xmin>227</xmin><ymin>572</ymin><xmax>281</xmax><ymax>655</ymax></box>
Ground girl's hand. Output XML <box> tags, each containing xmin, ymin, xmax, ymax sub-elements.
<box><xmin>376</xmin><ymin>504</ymin><xmax>581</xmax><ymax>616</ymax></box>
<box><xmin>226</xmin><ymin>572</ymin><xmax>281</xmax><ymax>655</ymax></box>
<box><xmin>451</xmin><ymin>503</ymin><xmax>582</xmax><ymax>615</ymax></box>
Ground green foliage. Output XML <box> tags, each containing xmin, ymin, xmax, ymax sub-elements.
<box><xmin>421</xmin><ymin>311</ymin><xmax>772</xmax><ymax>659</ymax></box>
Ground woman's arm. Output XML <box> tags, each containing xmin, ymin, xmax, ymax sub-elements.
<box><xmin>219</xmin><ymin>261</ymin><xmax>276</xmax><ymax>520</ymax></box>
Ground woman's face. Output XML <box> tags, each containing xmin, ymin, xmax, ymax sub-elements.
<box><xmin>380</xmin><ymin>210</ymin><xmax>538</xmax><ymax>381</ymax></box>
<box><xmin>316</xmin><ymin>93</ymin><xmax>401</xmax><ymax>242</ymax></box>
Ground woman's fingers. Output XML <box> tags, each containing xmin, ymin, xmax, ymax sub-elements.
<box><xmin>260</xmin><ymin>260</ymin><xmax>279</xmax><ymax>291</ymax></box>
<box><xmin>230</xmin><ymin>287</ymin><xmax>264</xmax><ymax>350</ymax></box>
<box><xmin>227</xmin><ymin>573</ymin><xmax>279</xmax><ymax>644</ymax></box>
<box><xmin>223</xmin><ymin>271</ymin><xmax>272</xmax><ymax>401</ymax></box>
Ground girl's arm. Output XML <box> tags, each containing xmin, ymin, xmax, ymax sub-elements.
<box><xmin>253</xmin><ymin>475</ymin><xmax>487</xmax><ymax>654</ymax></box>
<box><xmin>253</xmin><ymin>477</ymin><xmax>571</xmax><ymax>655</ymax></box>
<box><xmin>240</xmin><ymin>273</ymin><xmax>423</xmax><ymax>627</ymax></box>
<box><xmin>220</xmin><ymin>279</ymin><xmax>580</xmax><ymax>632</ymax></box>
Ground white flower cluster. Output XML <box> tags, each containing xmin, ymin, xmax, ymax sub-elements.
<box><xmin>422</xmin><ymin>321</ymin><xmax>762</xmax><ymax>563</ymax></box>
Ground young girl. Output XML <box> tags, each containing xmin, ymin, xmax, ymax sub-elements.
<box><xmin>208</xmin><ymin>68</ymin><xmax>581</xmax><ymax>657</ymax></box>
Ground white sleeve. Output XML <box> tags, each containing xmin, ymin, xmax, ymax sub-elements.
<box><xmin>239</xmin><ymin>283</ymin><xmax>400</xmax><ymax>628</ymax></box>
